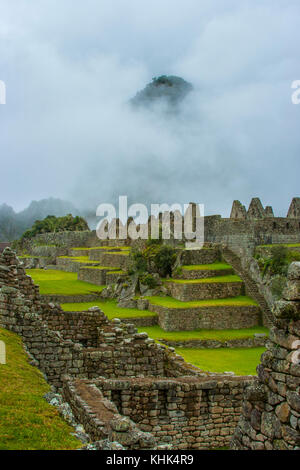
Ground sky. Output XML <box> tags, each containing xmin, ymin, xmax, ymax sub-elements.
<box><xmin>0</xmin><ymin>0</ymin><xmax>299</xmax><ymax>217</ymax></box>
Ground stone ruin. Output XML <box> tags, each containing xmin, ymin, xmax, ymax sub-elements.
<box><xmin>0</xmin><ymin>247</ymin><xmax>253</xmax><ymax>450</ymax></box>
<box><xmin>231</xmin><ymin>262</ymin><xmax>300</xmax><ymax>450</ymax></box>
<box><xmin>288</xmin><ymin>198</ymin><xmax>300</xmax><ymax>219</ymax></box>
<box><xmin>1</xmin><ymin>247</ymin><xmax>299</xmax><ymax>449</ymax></box>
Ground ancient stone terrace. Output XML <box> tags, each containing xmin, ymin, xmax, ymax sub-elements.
<box><xmin>0</xmin><ymin>247</ymin><xmax>257</xmax><ymax>449</ymax></box>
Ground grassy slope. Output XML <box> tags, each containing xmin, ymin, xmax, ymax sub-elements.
<box><xmin>61</xmin><ymin>299</ymin><xmax>157</xmax><ymax>319</ymax></box>
<box><xmin>182</xmin><ymin>263</ymin><xmax>232</xmax><ymax>271</ymax></box>
<box><xmin>176</xmin><ymin>347</ymin><xmax>265</xmax><ymax>376</ymax></box>
<box><xmin>146</xmin><ymin>295</ymin><xmax>257</xmax><ymax>309</ymax></box>
<box><xmin>137</xmin><ymin>325</ymin><xmax>269</xmax><ymax>342</ymax></box>
<box><xmin>26</xmin><ymin>269</ymin><xmax>105</xmax><ymax>295</ymax></box>
<box><xmin>0</xmin><ymin>328</ymin><xmax>81</xmax><ymax>450</ymax></box>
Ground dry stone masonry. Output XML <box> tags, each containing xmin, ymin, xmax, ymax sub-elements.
<box><xmin>231</xmin><ymin>262</ymin><xmax>300</xmax><ymax>450</ymax></box>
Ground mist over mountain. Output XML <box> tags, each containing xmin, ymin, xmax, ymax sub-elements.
<box><xmin>0</xmin><ymin>198</ymin><xmax>82</xmax><ymax>241</ymax></box>
<box><xmin>130</xmin><ymin>75</ymin><xmax>193</xmax><ymax>110</ymax></box>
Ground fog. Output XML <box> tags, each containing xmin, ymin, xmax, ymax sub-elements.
<box><xmin>0</xmin><ymin>0</ymin><xmax>299</xmax><ymax>217</ymax></box>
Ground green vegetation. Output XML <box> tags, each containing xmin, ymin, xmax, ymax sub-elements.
<box><xmin>176</xmin><ymin>347</ymin><xmax>265</xmax><ymax>376</ymax></box>
<box><xmin>0</xmin><ymin>328</ymin><xmax>82</xmax><ymax>450</ymax></box>
<box><xmin>258</xmin><ymin>243</ymin><xmax>300</xmax><ymax>248</ymax></box>
<box><xmin>146</xmin><ymin>295</ymin><xmax>257</xmax><ymax>309</ymax></box>
<box><xmin>26</xmin><ymin>269</ymin><xmax>105</xmax><ymax>295</ymax></box>
<box><xmin>137</xmin><ymin>326</ymin><xmax>269</xmax><ymax>342</ymax></box>
<box><xmin>58</xmin><ymin>256</ymin><xmax>101</xmax><ymax>264</ymax></box>
<box><xmin>21</xmin><ymin>214</ymin><xmax>89</xmax><ymax>241</ymax></box>
<box><xmin>61</xmin><ymin>299</ymin><xmax>156</xmax><ymax>319</ymax></box>
<box><xmin>166</xmin><ymin>275</ymin><xmax>242</xmax><ymax>284</ymax></box>
<box><xmin>182</xmin><ymin>263</ymin><xmax>232</xmax><ymax>271</ymax></box>
<box><xmin>256</xmin><ymin>245</ymin><xmax>300</xmax><ymax>277</ymax></box>
<box><xmin>129</xmin><ymin>241</ymin><xmax>177</xmax><ymax>277</ymax></box>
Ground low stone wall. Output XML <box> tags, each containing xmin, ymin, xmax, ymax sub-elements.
<box><xmin>78</xmin><ymin>267</ymin><xmax>108</xmax><ymax>285</ymax></box>
<box><xmin>62</xmin><ymin>379</ymin><xmax>156</xmax><ymax>449</ymax></box>
<box><xmin>56</xmin><ymin>257</ymin><xmax>100</xmax><ymax>273</ymax></box>
<box><xmin>149</xmin><ymin>304</ymin><xmax>261</xmax><ymax>331</ymax></box>
<box><xmin>42</xmin><ymin>293</ymin><xmax>103</xmax><ymax>303</ymax></box>
<box><xmin>120</xmin><ymin>316</ymin><xmax>158</xmax><ymax>327</ymax></box>
<box><xmin>86</xmin><ymin>376</ymin><xmax>254</xmax><ymax>450</ymax></box>
<box><xmin>31</xmin><ymin>230</ymin><xmax>101</xmax><ymax>248</ymax></box>
<box><xmin>174</xmin><ymin>268</ymin><xmax>234</xmax><ymax>280</ymax></box>
<box><xmin>231</xmin><ymin>262</ymin><xmax>300</xmax><ymax>450</ymax></box>
<box><xmin>106</xmin><ymin>271</ymin><xmax>126</xmax><ymax>284</ymax></box>
<box><xmin>28</xmin><ymin>245</ymin><xmax>67</xmax><ymax>258</ymax></box>
<box><xmin>159</xmin><ymin>336</ymin><xmax>267</xmax><ymax>349</ymax></box>
<box><xmin>89</xmin><ymin>251</ymin><xmax>130</xmax><ymax>269</ymax></box>
<box><xmin>40</xmin><ymin>308</ymin><xmax>109</xmax><ymax>347</ymax></box>
<box><xmin>181</xmin><ymin>248</ymin><xmax>221</xmax><ymax>265</ymax></box>
<box><xmin>167</xmin><ymin>280</ymin><xmax>244</xmax><ymax>301</ymax></box>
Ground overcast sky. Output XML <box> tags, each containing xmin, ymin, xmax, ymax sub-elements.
<box><xmin>0</xmin><ymin>0</ymin><xmax>299</xmax><ymax>217</ymax></box>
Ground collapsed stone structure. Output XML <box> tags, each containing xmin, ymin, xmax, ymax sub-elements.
<box><xmin>0</xmin><ymin>247</ymin><xmax>253</xmax><ymax>449</ymax></box>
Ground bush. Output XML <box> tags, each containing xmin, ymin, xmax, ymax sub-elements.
<box><xmin>141</xmin><ymin>274</ymin><xmax>158</xmax><ymax>289</ymax></box>
<box><xmin>153</xmin><ymin>245</ymin><xmax>177</xmax><ymax>277</ymax></box>
<box><xmin>262</xmin><ymin>245</ymin><xmax>289</xmax><ymax>277</ymax></box>
<box><xmin>130</xmin><ymin>250</ymin><xmax>147</xmax><ymax>274</ymax></box>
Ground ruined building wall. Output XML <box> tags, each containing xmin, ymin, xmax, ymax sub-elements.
<box><xmin>64</xmin><ymin>375</ymin><xmax>253</xmax><ymax>450</ymax></box>
<box><xmin>231</xmin><ymin>262</ymin><xmax>300</xmax><ymax>450</ymax></box>
<box><xmin>0</xmin><ymin>248</ymin><xmax>200</xmax><ymax>389</ymax></box>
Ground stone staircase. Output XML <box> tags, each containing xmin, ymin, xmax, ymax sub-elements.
<box><xmin>222</xmin><ymin>247</ymin><xmax>274</xmax><ymax>327</ymax></box>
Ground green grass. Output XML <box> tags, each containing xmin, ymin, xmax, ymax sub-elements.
<box><xmin>79</xmin><ymin>265</ymin><xmax>118</xmax><ymax>270</ymax></box>
<box><xmin>176</xmin><ymin>347</ymin><xmax>265</xmax><ymax>376</ymax></box>
<box><xmin>167</xmin><ymin>275</ymin><xmax>242</xmax><ymax>284</ymax></box>
<box><xmin>61</xmin><ymin>299</ymin><xmax>157</xmax><ymax>319</ymax></box>
<box><xmin>137</xmin><ymin>325</ymin><xmax>268</xmax><ymax>342</ymax></box>
<box><xmin>258</xmin><ymin>243</ymin><xmax>300</xmax><ymax>248</ymax></box>
<box><xmin>26</xmin><ymin>269</ymin><xmax>105</xmax><ymax>296</ymax></box>
<box><xmin>146</xmin><ymin>295</ymin><xmax>257</xmax><ymax>309</ymax></box>
<box><xmin>0</xmin><ymin>328</ymin><xmax>82</xmax><ymax>450</ymax></box>
<box><xmin>182</xmin><ymin>263</ymin><xmax>233</xmax><ymax>271</ymax></box>
<box><xmin>58</xmin><ymin>256</ymin><xmax>98</xmax><ymax>264</ymax></box>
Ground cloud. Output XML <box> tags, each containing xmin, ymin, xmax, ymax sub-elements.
<box><xmin>0</xmin><ymin>0</ymin><xmax>299</xmax><ymax>217</ymax></box>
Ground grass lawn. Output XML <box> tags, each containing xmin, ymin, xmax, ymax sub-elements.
<box><xmin>258</xmin><ymin>243</ymin><xmax>300</xmax><ymax>248</ymax></box>
<box><xmin>58</xmin><ymin>256</ymin><xmax>100</xmax><ymax>264</ymax></box>
<box><xmin>182</xmin><ymin>263</ymin><xmax>233</xmax><ymax>271</ymax></box>
<box><xmin>176</xmin><ymin>347</ymin><xmax>265</xmax><ymax>376</ymax></box>
<box><xmin>166</xmin><ymin>275</ymin><xmax>242</xmax><ymax>284</ymax></box>
<box><xmin>61</xmin><ymin>299</ymin><xmax>157</xmax><ymax>319</ymax></box>
<box><xmin>146</xmin><ymin>295</ymin><xmax>257</xmax><ymax>309</ymax></box>
<box><xmin>0</xmin><ymin>328</ymin><xmax>82</xmax><ymax>450</ymax></box>
<box><xmin>137</xmin><ymin>325</ymin><xmax>269</xmax><ymax>342</ymax></box>
<box><xmin>26</xmin><ymin>269</ymin><xmax>105</xmax><ymax>296</ymax></box>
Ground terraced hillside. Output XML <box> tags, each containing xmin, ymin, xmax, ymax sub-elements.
<box><xmin>24</xmin><ymin>242</ymin><xmax>268</xmax><ymax>376</ymax></box>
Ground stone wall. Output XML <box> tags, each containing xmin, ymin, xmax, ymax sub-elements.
<box><xmin>158</xmin><ymin>336</ymin><xmax>267</xmax><ymax>350</ymax></box>
<box><xmin>0</xmin><ymin>248</ymin><xmax>199</xmax><ymax>389</ymax></box>
<box><xmin>149</xmin><ymin>304</ymin><xmax>261</xmax><ymax>331</ymax></box>
<box><xmin>67</xmin><ymin>375</ymin><xmax>254</xmax><ymax>450</ymax></box>
<box><xmin>231</xmin><ymin>262</ymin><xmax>300</xmax><ymax>450</ymax></box>
<box><xmin>166</xmin><ymin>280</ymin><xmax>244</xmax><ymax>302</ymax></box>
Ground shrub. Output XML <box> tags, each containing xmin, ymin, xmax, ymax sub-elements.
<box><xmin>153</xmin><ymin>245</ymin><xmax>177</xmax><ymax>277</ymax></box>
<box><xmin>141</xmin><ymin>274</ymin><xmax>158</xmax><ymax>289</ymax></box>
<box><xmin>130</xmin><ymin>250</ymin><xmax>147</xmax><ymax>274</ymax></box>
<box><xmin>262</xmin><ymin>245</ymin><xmax>289</xmax><ymax>277</ymax></box>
